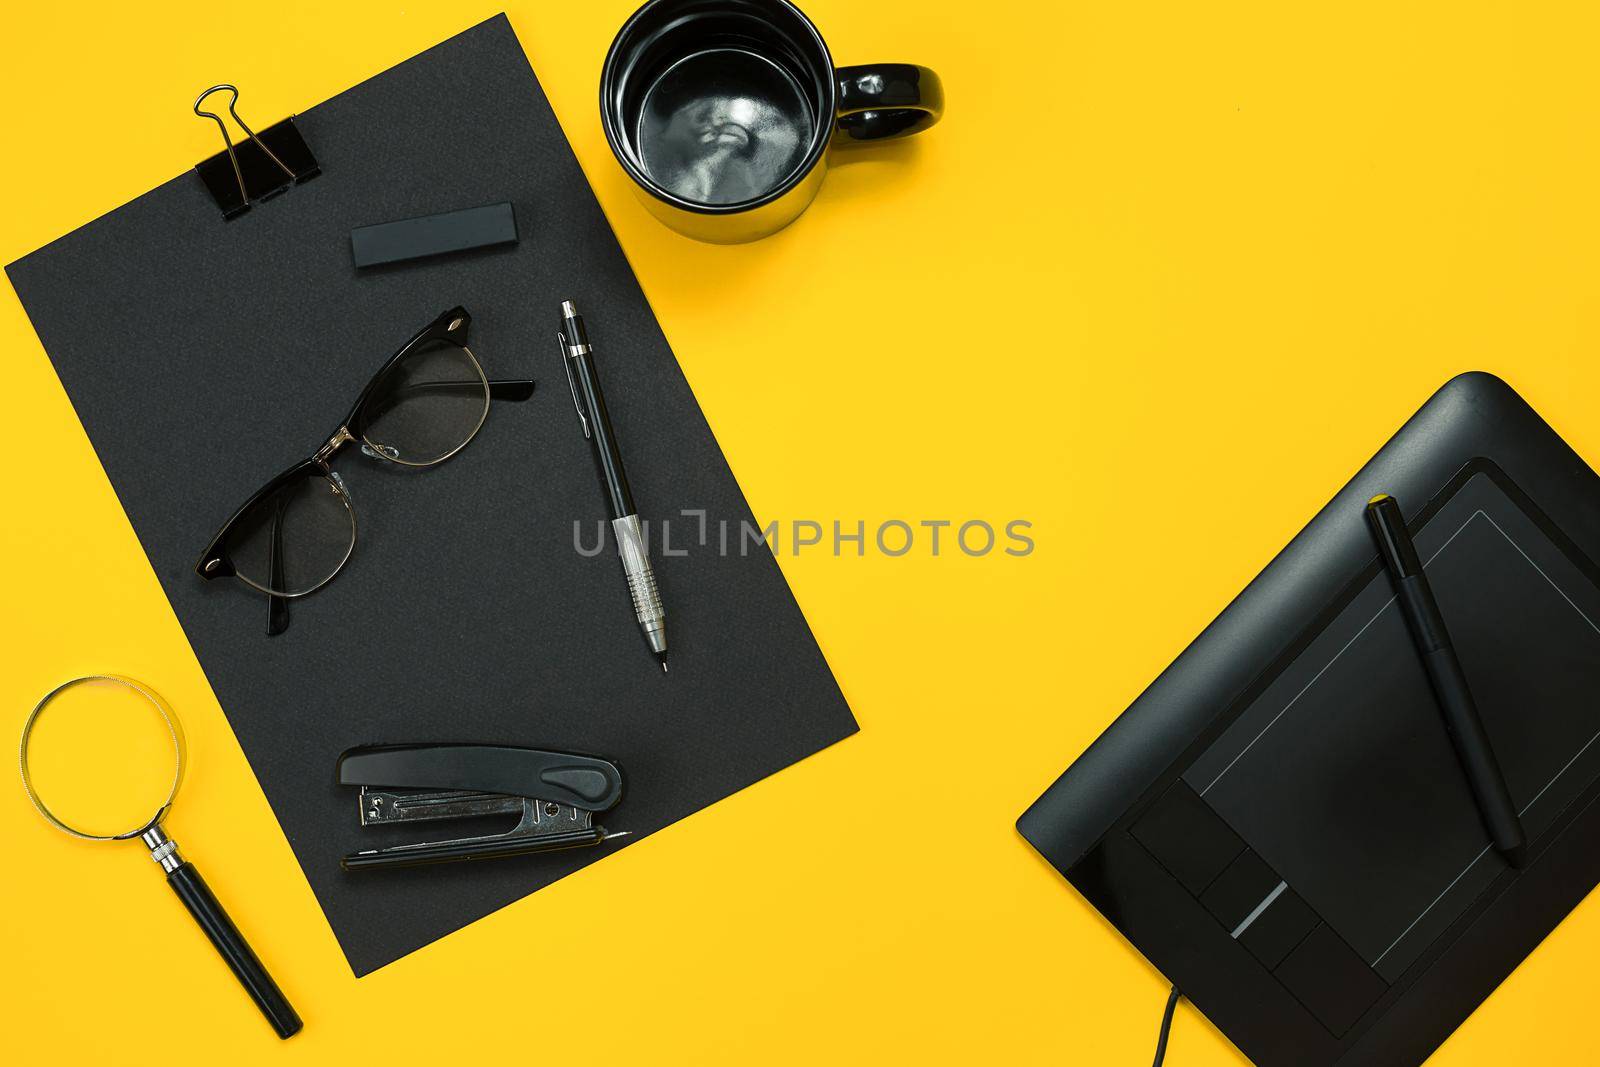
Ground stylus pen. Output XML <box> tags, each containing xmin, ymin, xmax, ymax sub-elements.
<box><xmin>560</xmin><ymin>299</ymin><xmax>668</xmax><ymax>672</ymax></box>
<box><xmin>1365</xmin><ymin>494</ymin><xmax>1526</xmax><ymax>868</ymax></box>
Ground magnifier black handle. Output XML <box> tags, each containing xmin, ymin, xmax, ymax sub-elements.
<box><xmin>167</xmin><ymin>862</ymin><xmax>302</xmax><ymax>1039</ymax></box>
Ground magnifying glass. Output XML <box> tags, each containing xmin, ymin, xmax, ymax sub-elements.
<box><xmin>19</xmin><ymin>675</ymin><xmax>302</xmax><ymax>1039</ymax></box>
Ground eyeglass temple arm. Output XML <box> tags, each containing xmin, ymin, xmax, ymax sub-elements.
<box><xmin>374</xmin><ymin>379</ymin><xmax>534</xmax><ymax>401</ymax></box>
<box><xmin>357</xmin><ymin>378</ymin><xmax>536</xmax><ymax>428</ymax></box>
<box><xmin>490</xmin><ymin>378</ymin><xmax>536</xmax><ymax>401</ymax></box>
<box><xmin>266</xmin><ymin>496</ymin><xmax>290</xmax><ymax>637</ymax></box>
<box><xmin>377</xmin><ymin>378</ymin><xmax>533</xmax><ymax>399</ymax></box>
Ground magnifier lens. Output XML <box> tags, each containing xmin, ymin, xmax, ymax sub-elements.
<box><xmin>25</xmin><ymin>681</ymin><xmax>179</xmax><ymax>837</ymax></box>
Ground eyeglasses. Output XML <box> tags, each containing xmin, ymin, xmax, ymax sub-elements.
<box><xmin>196</xmin><ymin>307</ymin><xmax>535</xmax><ymax>634</ymax></box>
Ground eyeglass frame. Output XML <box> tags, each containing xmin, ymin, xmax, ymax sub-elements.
<box><xmin>195</xmin><ymin>306</ymin><xmax>535</xmax><ymax>631</ymax></box>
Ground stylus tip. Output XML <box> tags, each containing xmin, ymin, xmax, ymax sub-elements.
<box><xmin>659</xmin><ymin>657</ymin><xmax>669</xmax><ymax>674</ymax></box>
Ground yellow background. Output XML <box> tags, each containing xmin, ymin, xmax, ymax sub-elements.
<box><xmin>2</xmin><ymin>1</ymin><xmax>1596</xmax><ymax>1062</ymax></box>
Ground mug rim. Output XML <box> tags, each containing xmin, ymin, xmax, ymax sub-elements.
<box><xmin>600</xmin><ymin>0</ymin><xmax>837</xmax><ymax>217</ymax></box>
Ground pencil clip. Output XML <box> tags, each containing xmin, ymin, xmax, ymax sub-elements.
<box><xmin>559</xmin><ymin>331</ymin><xmax>591</xmax><ymax>439</ymax></box>
<box><xmin>193</xmin><ymin>84</ymin><xmax>320</xmax><ymax>220</ymax></box>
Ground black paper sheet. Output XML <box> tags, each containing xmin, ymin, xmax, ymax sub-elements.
<box><xmin>7</xmin><ymin>14</ymin><xmax>856</xmax><ymax>975</ymax></box>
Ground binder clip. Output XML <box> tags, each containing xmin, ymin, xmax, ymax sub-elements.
<box><xmin>337</xmin><ymin>744</ymin><xmax>628</xmax><ymax>871</ymax></box>
<box><xmin>193</xmin><ymin>84</ymin><xmax>320</xmax><ymax>219</ymax></box>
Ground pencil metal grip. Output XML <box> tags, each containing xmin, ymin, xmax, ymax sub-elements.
<box><xmin>614</xmin><ymin>514</ymin><xmax>666</xmax><ymax>652</ymax></box>
<box><xmin>165</xmin><ymin>861</ymin><xmax>302</xmax><ymax>1038</ymax></box>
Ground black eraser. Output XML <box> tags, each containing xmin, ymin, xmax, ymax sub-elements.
<box><xmin>351</xmin><ymin>202</ymin><xmax>518</xmax><ymax>268</ymax></box>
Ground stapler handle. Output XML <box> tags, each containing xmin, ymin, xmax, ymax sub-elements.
<box><xmin>337</xmin><ymin>744</ymin><xmax>623</xmax><ymax>812</ymax></box>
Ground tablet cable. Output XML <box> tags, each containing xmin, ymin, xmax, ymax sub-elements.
<box><xmin>1152</xmin><ymin>986</ymin><xmax>1181</xmax><ymax>1067</ymax></box>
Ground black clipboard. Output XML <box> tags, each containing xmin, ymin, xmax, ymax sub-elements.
<box><xmin>7</xmin><ymin>14</ymin><xmax>857</xmax><ymax>976</ymax></box>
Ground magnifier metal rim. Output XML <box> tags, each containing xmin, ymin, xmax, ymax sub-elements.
<box><xmin>19</xmin><ymin>675</ymin><xmax>186</xmax><ymax>841</ymax></box>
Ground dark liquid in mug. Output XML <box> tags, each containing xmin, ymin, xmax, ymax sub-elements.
<box><xmin>636</xmin><ymin>48</ymin><xmax>815</xmax><ymax>206</ymax></box>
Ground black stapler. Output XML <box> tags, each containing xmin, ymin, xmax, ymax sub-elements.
<box><xmin>337</xmin><ymin>744</ymin><xmax>625</xmax><ymax>871</ymax></box>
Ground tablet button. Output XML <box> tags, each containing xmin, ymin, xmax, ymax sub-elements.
<box><xmin>1275</xmin><ymin>924</ymin><xmax>1388</xmax><ymax>1037</ymax></box>
<box><xmin>1237</xmin><ymin>887</ymin><xmax>1317</xmax><ymax>969</ymax></box>
<box><xmin>1131</xmin><ymin>782</ymin><xmax>1246</xmax><ymax>894</ymax></box>
<box><xmin>1199</xmin><ymin>848</ymin><xmax>1278</xmax><ymax>930</ymax></box>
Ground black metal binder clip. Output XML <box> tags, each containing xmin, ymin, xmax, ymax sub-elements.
<box><xmin>193</xmin><ymin>84</ymin><xmax>320</xmax><ymax>219</ymax></box>
<box><xmin>337</xmin><ymin>744</ymin><xmax>627</xmax><ymax>871</ymax></box>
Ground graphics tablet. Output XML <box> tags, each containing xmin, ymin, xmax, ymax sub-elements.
<box><xmin>1018</xmin><ymin>374</ymin><xmax>1600</xmax><ymax>1065</ymax></box>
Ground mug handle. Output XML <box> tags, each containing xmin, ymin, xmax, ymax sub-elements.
<box><xmin>834</xmin><ymin>64</ymin><xmax>944</xmax><ymax>141</ymax></box>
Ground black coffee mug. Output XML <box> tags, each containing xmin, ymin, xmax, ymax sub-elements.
<box><xmin>601</xmin><ymin>0</ymin><xmax>944</xmax><ymax>243</ymax></box>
